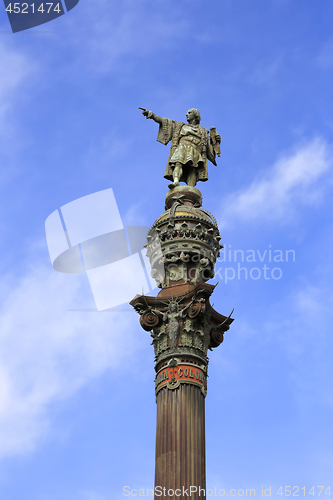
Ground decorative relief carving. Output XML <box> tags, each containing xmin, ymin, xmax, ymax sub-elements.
<box><xmin>145</xmin><ymin>191</ymin><xmax>224</xmax><ymax>290</ymax></box>
<box><xmin>179</xmin><ymin>331</ymin><xmax>193</xmax><ymax>348</ymax></box>
<box><xmin>193</xmin><ymin>333</ymin><xmax>204</xmax><ymax>351</ymax></box>
<box><xmin>153</xmin><ymin>333</ymin><xmax>168</xmax><ymax>357</ymax></box>
<box><xmin>169</xmin><ymin>264</ymin><xmax>183</xmax><ymax>282</ymax></box>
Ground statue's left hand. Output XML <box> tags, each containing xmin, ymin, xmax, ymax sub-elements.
<box><xmin>215</xmin><ymin>134</ymin><xmax>221</xmax><ymax>144</ymax></box>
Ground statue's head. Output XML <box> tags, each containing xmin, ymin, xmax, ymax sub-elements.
<box><xmin>168</xmin><ymin>300</ymin><xmax>179</xmax><ymax>313</ymax></box>
<box><xmin>186</xmin><ymin>108</ymin><xmax>201</xmax><ymax>124</ymax></box>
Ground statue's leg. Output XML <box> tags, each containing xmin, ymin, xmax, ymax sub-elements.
<box><xmin>168</xmin><ymin>163</ymin><xmax>183</xmax><ymax>189</ymax></box>
<box><xmin>187</xmin><ymin>167</ymin><xmax>197</xmax><ymax>187</ymax></box>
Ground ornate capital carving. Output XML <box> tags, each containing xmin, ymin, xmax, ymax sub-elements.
<box><xmin>131</xmin><ymin>283</ymin><xmax>233</xmax><ymax>398</ymax></box>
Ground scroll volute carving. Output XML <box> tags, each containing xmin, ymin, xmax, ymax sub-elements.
<box><xmin>187</xmin><ymin>300</ymin><xmax>204</xmax><ymax>319</ymax></box>
<box><xmin>140</xmin><ymin>310</ymin><xmax>160</xmax><ymax>331</ymax></box>
<box><xmin>210</xmin><ymin>328</ymin><xmax>224</xmax><ymax>348</ymax></box>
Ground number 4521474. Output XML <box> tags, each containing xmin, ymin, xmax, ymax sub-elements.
<box><xmin>6</xmin><ymin>3</ymin><xmax>62</xmax><ymax>14</ymax></box>
<box><xmin>277</xmin><ymin>486</ymin><xmax>331</xmax><ymax>496</ymax></box>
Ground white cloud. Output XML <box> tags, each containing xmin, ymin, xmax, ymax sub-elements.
<box><xmin>220</xmin><ymin>138</ymin><xmax>333</xmax><ymax>226</ymax></box>
<box><xmin>0</xmin><ymin>42</ymin><xmax>30</xmax><ymax>104</ymax></box>
<box><xmin>0</xmin><ymin>41</ymin><xmax>35</xmax><ymax>191</ymax></box>
<box><xmin>0</xmin><ymin>260</ymin><xmax>138</xmax><ymax>458</ymax></box>
<box><xmin>294</xmin><ymin>285</ymin><xmax>326</xmax><ymax>318</ymax></box>
<box><xmin>260</xmin><ymin>284</ymin><xmax>333</xmax><ymax>412</ymax></box>
<box><xmin>0</xmin><ymin>42</ymin><xmax>32</xmax><ymax>133</ymax></box>
<box><xmin>57</xmin><ymin>0</ymin><xmax>189</xmax><ymax>74</ymax></box>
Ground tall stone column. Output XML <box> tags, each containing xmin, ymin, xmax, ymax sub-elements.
<box><xmin>131</xmin><ymin>186</ymin><xmax>233</xmax><ymax>499</ymax></box>
<box><xmin>155</xmin><ymin>383</ymin><xmax>206</xmax><ymax>498</ymax></box>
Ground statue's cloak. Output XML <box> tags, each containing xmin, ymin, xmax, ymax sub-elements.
<box><xmin>156</xmin><ymin>118</ymin><xmax>216</xmax><ymax>183</ymax></box>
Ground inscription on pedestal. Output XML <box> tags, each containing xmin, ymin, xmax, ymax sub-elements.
<box><xmin>155</xmin><ymin>361</ymin><xmax>206</xmax><ymax>397</ymax></box>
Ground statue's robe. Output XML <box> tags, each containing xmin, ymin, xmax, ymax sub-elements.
<box><xmin>156</xmin><ymin>118</ymin><xmax>217</xmax><ymax>183</ymax></box>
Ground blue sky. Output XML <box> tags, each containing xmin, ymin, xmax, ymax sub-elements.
<box><xmin>0</xmin><ymin>0</ymin><xmax>333</xmax><ymax>498</ymax></box>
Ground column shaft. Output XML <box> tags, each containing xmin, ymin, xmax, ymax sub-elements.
<box><xmin>155</xmin><ymin>384</ymin><xmax>206</xmax><ymax>499</ymax></box>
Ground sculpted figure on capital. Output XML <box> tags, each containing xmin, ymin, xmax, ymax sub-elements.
<box><xmin>151</xmin><ymin>297</ymin><xmax>195</xmax><ymax>350</ymax></box>
<box><xmin>139</xmin><ymin>107</ymin><xmax>221</xmax><ymax>189</ymax></box>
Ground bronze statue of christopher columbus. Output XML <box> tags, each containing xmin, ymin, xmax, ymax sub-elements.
<box><xmin>139</xmin><ymin>107</ymin><xmax>221</xmax><ymax>189</ymax></box>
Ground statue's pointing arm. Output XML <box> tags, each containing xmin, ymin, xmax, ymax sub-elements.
<box><xmin>139</xmin><ymin>107</ymin><xmax>163</xmax><ymax>124</ymax></box>
<box><xmin>139</xmin><ymin>107</ymin><xmax>174</xmax><ymax>146</ymax></box>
